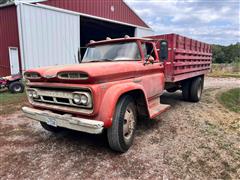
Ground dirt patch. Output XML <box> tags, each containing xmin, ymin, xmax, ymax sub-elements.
<box><xmin>0</xmin><ymin>77</ymin><xmax>239</xmax><ymax>179</ymax></box>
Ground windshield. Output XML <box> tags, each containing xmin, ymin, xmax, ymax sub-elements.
<box><xmin>82</xmin><ymin>42</ymin><xmax>141</xmax><ymax>62</ymax></box>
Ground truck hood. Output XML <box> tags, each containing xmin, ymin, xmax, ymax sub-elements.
<box><xmin>26</xmin><ymin>61</ymin><xmax>143</xmax><ymax>83</ymax></box>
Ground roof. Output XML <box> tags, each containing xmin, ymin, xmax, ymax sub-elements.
<box><xmin>0</xmin><ymin>0</ymin><xmax>150</xmax><ymax>29</ymax></box>
<box><xmin>41</xmin><ymin>0</ymin><xmax>149</xmax><ymax>28</ymax></box>
<box><xmin>0</xmin><ymin>2</ymin><xmax>14</xmax><ymax>8</ymax></box>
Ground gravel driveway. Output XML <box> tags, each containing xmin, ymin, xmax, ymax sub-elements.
<box><xmin>0</xmin><ymin>77</ymin><xmax>239</xmax><ymax>180</ymax></box>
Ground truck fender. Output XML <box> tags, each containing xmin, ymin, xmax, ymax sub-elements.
<box><xmin>98</xmin><ymin>82</ymin><xmax>149</xmax><ymax>128</ymax></box>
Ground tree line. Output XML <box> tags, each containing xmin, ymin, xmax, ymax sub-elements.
<box><xmin>212</xmin><ymin>43</ymin><xmax>240</xmax><ymax>64</ymax></box>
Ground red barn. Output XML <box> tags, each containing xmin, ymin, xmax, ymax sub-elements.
<box><xmin>0</xmin><ymin>0</ymin><xmax>152</xmax><ymax>76</ymax></box>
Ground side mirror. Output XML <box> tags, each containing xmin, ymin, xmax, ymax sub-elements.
<box><xmin>159</xmin><ymin>40</ymin><xmax>168</xmax><ymax>61</ymax></box>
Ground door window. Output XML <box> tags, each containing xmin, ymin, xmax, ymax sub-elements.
<box><xmin>141</xmin><ymin>42</ymin><xmax>157</xmax><ymax>61</ymax></box>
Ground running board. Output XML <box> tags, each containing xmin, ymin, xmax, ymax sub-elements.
<box><xmin>148</xmin><ymin>98</ymin><xmax>170</xmax><ymax>119</ymax></box>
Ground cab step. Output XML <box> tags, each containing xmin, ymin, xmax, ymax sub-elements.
<box><xmin>148</xmin><ymin>98</ymin><xmax>170</xmax><ymax>119</ymax></box>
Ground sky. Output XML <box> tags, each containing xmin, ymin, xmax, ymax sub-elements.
<box><xmin>125</xmin><ymin>0</ymin><xmax>240</xmax><ymax>45</ymax></box>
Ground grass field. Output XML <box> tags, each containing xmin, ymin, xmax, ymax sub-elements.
<box><xmin>217</xmin><ymin>88</ymin><xmax>240</xmax><ymax>113</ymax></box>
<box><xmin>209</xmin><ymin>63</ymin><xmax>240</xmax><ymax>78</ymax></box>
<box><xmin>0</xmin><ymin>90</ymin><xmax>27</xmax><ymax>115</ymax></box>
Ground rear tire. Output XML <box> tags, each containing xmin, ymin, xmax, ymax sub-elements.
<box><xmin>182</xmin><ymin>80</ymin><xmax>191</xmax><ymax>101</ymax></box>
<box><xmin>107</xmin><ymin>95</ymin><xmax>137</xmax><ymax>153</ymax></box>
<box><xmin>40</xmin><ymin>122</ymin><xmax>62</xmax><ymax>133</ymax></box>
<box><xmin>189</xmin><ymin>77</ymin><xmax>203</xmax><ymax>102</ymax></box>
<box><xmin>9</xmin><ymin>81</ymin><xmax>24</xmax><ymax>93</ymax></box>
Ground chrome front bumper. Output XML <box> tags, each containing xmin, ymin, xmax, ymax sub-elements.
<box><xmin>22</xmin><ymin>107</ymin><xmax>104</xmax><ymax>134</ymax></box>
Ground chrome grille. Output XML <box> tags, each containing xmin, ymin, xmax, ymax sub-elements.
<box><xmin>36</xmin><ymin>95</ymin><xmax>74</xmax><ymax>106</ymax></box>
<box><xmin>27</xmin><ymin>88</ymin><xmax>92</xmax><ymax>109</ymax></box>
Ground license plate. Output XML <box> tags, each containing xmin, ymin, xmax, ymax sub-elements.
<box><xmin>46</xmin><ymin>117</ymin><xmax>57</xmax><ymax>127</ymax></box>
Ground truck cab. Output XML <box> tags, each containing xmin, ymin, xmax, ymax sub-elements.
<box><xmin>22</xmin><ymin>34</ymin><xmax>212</xmax><ymax>152</ymax></box>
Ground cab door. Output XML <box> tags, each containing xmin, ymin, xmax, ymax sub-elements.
<box><xmin>138</xmin><ymin>42</ymin><xmax>165</xmax><ymax>99</ymax></box>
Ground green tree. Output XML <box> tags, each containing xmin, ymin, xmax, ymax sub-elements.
<box><xmin>212</xmin><ymin>45</ymin><xmax>225</xmax><ymax>63</ymax></box>
<box><xmin>212</xmin><ymin>43</ymin><xmax>240</xmax><ymax>64</ymax></box>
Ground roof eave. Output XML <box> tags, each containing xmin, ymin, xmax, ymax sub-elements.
<box><xmin>123</xmin><ymin>0</ymin><xmax>150</xmax><ymax>28</ymax></box>
<box><xmin>0</xmin><ymin>0</ymin><xmax>47</xmax><ymax>8</ymax></box>
<box><xmin>0</xmin><ymin>2</ymin><xmax>15</xmax><ymax>8</ymax></box>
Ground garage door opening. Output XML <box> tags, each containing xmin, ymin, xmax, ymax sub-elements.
<box><xmin>80</xmin><ymin>16</ymin><xmax>135</xmax><ymax>57</ymax></box>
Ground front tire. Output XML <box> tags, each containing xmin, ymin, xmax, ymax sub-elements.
<box><xmin>40</xmin><ymin>122</ymin><xmax>62</xmax><ymax>133</ymax></box>
<box><xmin>107</xmin><ymin>95</ymin><xmax>137</xmax><ymax>153</ymax></box>
<box><xmin>166</xmin><ymin>87</ymin><xmax>178</xmax><ymax>93</ymax></box>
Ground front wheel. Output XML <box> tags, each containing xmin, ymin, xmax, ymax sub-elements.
<box><xmin>40</xmin><ymin>122</ymin><xmax>62</xmax><ymax>133</ymax></box>
<box><xmin>166</xmin><ymin>87</ymin><xmax>178</xmax><ymax>93</ymax></box>
<box><xmin>107</xmin><ymin>95</ymin><xmax>137</xmax><ymax>153</ymax></box>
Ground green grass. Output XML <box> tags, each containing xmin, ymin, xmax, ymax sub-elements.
<box><xmin>218</xmin><ymin>88</ymin><xmax>240</xmax><ymax>113</ymax></box>
<box><xmin>208</xmin><ymin>72</ymin><xmax>240</xmax><ymax>78</ymax></box>
<box><xmin>0</xmin><ymin>91</ymin><xmax>26</xmax><ymax>103</ymax></box>
<box><xmin>209</xmin><ymin>63</ymin><xmax>240</xmax><ymax>78</ymax></box>
<box><xmin>0</xmin><ymin>90</ymin><xmax>27</xmax><ymax>115</ymax></box>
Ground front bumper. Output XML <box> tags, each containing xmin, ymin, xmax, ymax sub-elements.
<box><xmin>22</xmin><ymin>107</ymin><xmax>104</xmax><ymax>134</ymax></box>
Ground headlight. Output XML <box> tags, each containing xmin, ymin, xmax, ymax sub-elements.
<box><xmin>80</xmin><ymin>94</ymin><xmax>88</xmax><ymax>105</ymax></box>
<box><xmin>72</xmin><ymin>92</ymin><xmax>91</xmax><ymax>106</ymax></box>
<box><xmin>27</xmin><ymin>89</ymin><xmax>39</xmax><ymax>99</ymax></box>
<box><xmin>73</xmin><ymin>94</ymin><xmax>81</xmax><ymax>104</ymax></box>
<box><xmin>28</xmin><ymin>90</ymin><xmax>33</xmax><ymax>97</ymax></box>
<box><xmin>32</xmin><ymin>91</ymin><xmax>39</xmax><ymax>98</ymax></box>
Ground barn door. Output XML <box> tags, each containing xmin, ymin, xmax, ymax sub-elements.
<box><xmin>9</xmin><ymin>47</ymin><xmax>20</xmax><ymax>75</ymax></box>
<box><xmin>17</xmin><ymin>3</ymin><xmax>80</xmax><ymax>70</ymax></box>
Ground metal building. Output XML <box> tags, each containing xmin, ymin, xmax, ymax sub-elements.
<box><xmin>0</xmin><ymin>0</ymin><xmax>153</xmax><ymax>76</ymax></box>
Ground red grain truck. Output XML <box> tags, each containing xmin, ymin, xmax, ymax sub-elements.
<box><xmin>22</xmin><ymin>33</ymin><xmax>212</xmax><ymax>152</ymax></box>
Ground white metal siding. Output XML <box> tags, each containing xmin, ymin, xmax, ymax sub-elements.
<box><xmin>18</xmin><ymin>3</ymin><xmax>80</xmax><ymax>70</ymax></box>
<box><xmin>135</xmin><ymin>27</ymin><xmax>154</xmax><ymax>37</ymax></box>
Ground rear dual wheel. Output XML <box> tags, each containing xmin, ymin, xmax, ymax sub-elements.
<box><xmin>182</xmin><ymin>76</ymin><xmax>203</xmax><ymax>102</ymax></box>
<box><xmin>107</xmin><ymin>95</ymin><xmax>137</xmax><ymax>153</ymax></box>
<box><xmin>190</xmin><ymin>77</ymin><xmax>203</xmax><ymax>102</ymax></box>
<box><xmin>182</xmin><ymin>80</ymin><xmax>191</xmax><ymax>101</ymax></box>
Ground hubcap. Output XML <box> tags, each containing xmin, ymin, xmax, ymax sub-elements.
<box><xmin>123</xmin><ymin>105</ymin><xmax>135</xmax><ymax>140</ymax></box>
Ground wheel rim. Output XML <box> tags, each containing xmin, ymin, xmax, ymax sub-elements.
<box><xmin>123</xmin><ymin>105</ymin><xmax>135</xmax><ymax>140</ymax></box>
<box><xmin>14</xmin><ymin>85</ymin><xmax>21</xmax><ymax>92</ymax></box>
